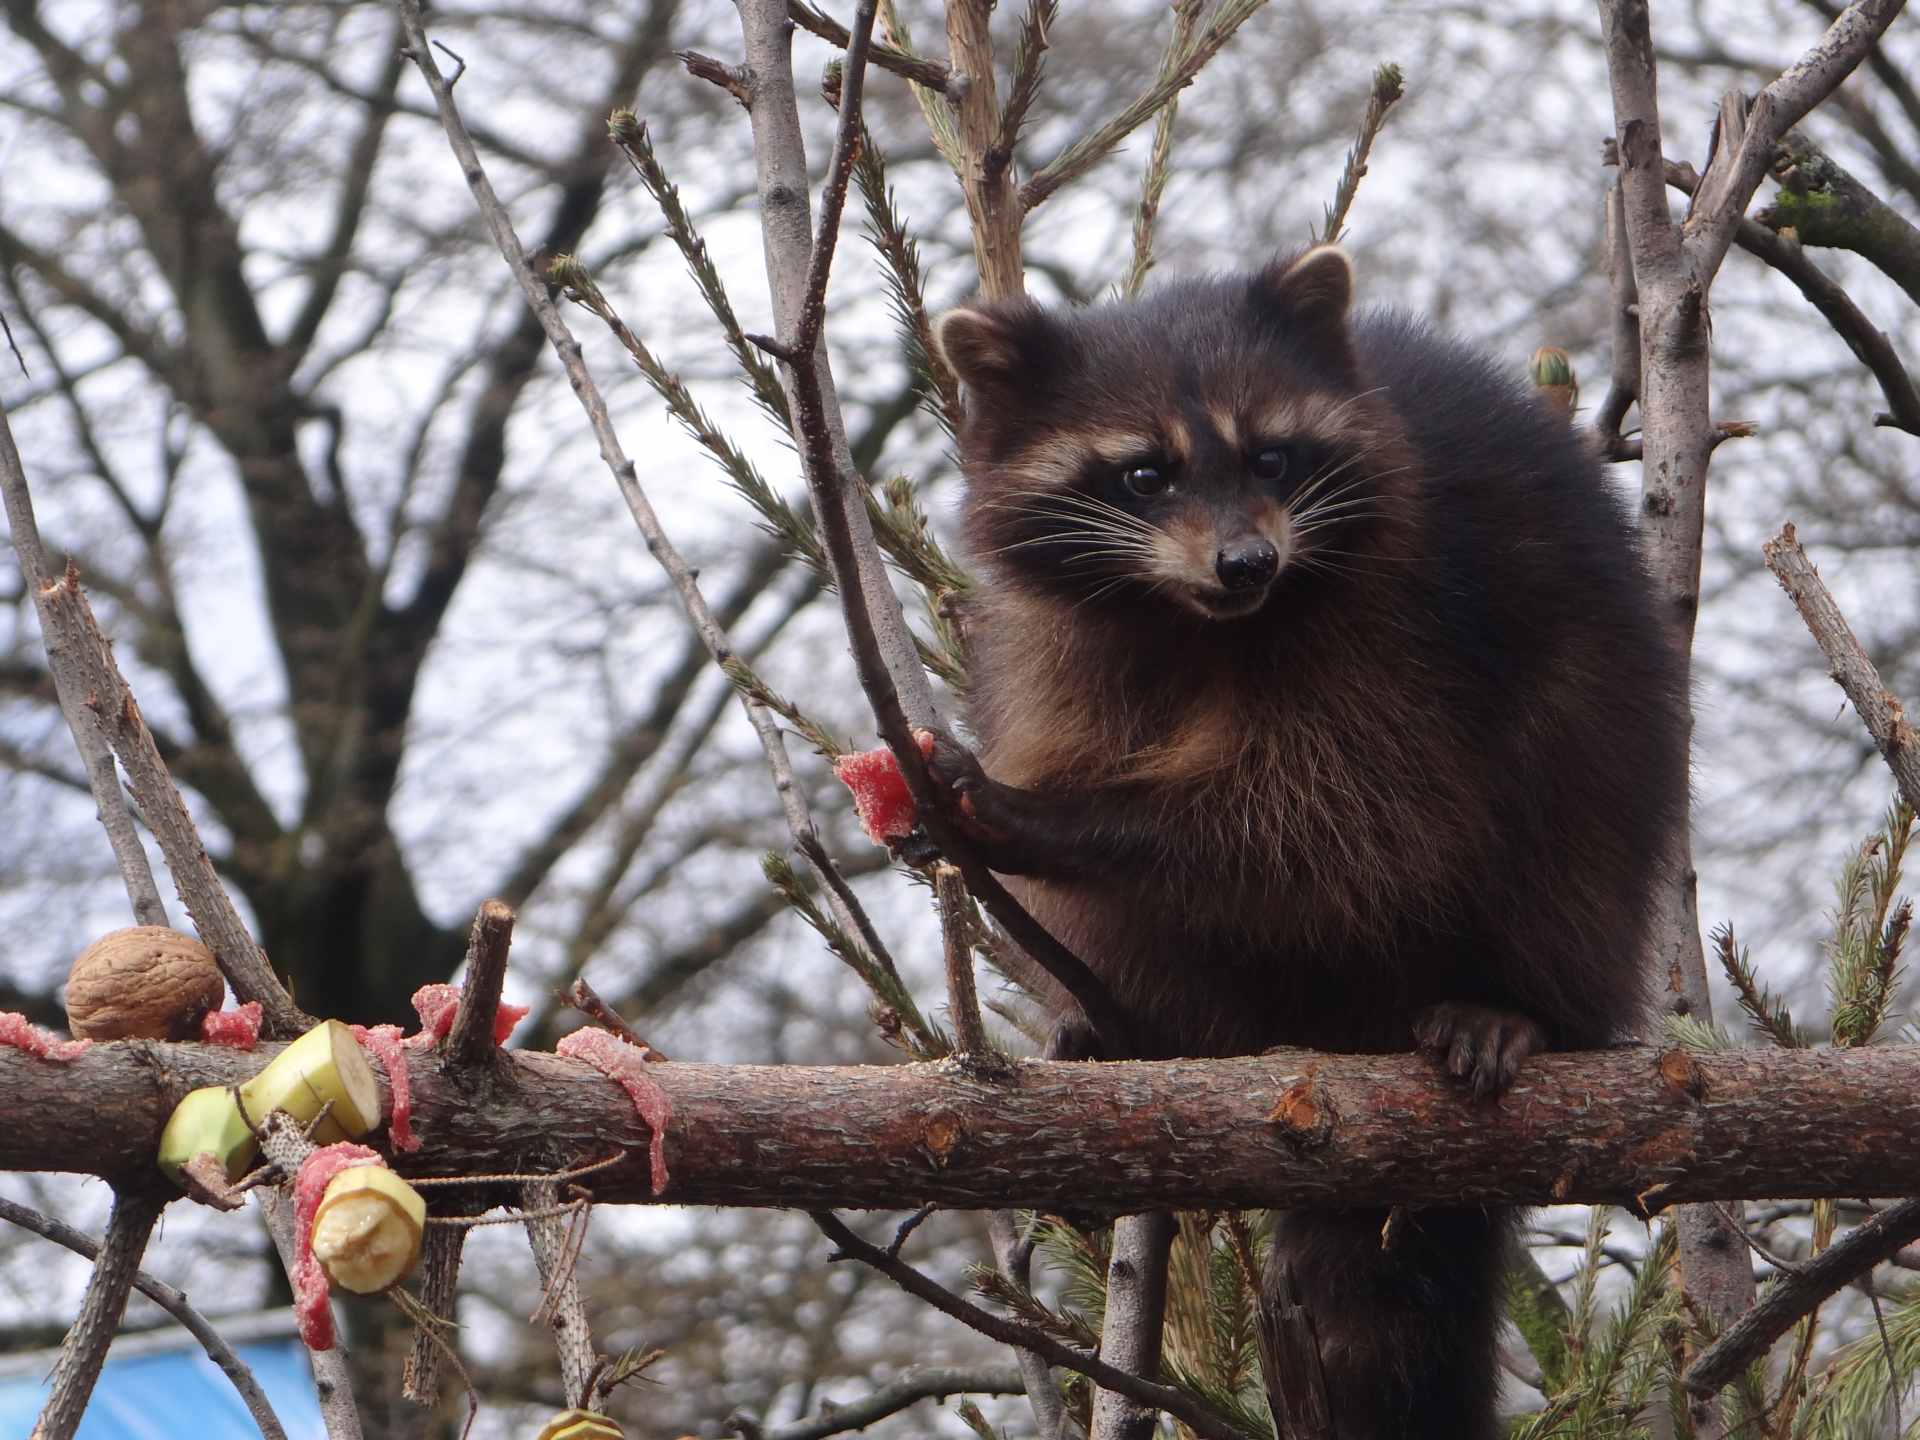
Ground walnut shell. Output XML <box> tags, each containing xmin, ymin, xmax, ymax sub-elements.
<box><xmin>65</xmin><ymin>926</ymin><xmax>225</xmax><ymax>1040</ymax></box>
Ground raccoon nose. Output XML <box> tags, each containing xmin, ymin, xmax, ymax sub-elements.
<box><xmin>1215</xmin><ymin>537</ymin><xmax>1279</xmax><ymax>591</ymax></box>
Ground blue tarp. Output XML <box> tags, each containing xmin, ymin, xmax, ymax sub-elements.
<box><xmin>0</xmin><ymin>1338</ymin><xmax>327</xmax><ymax>1439</ymax></box>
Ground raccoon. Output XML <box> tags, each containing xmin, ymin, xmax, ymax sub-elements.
<box><xmin>926</xmin><ymin>247</ymin><xmax>1688</xmax><ymax>1438</ymax></box>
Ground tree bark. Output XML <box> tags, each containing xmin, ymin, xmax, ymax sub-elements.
<box><xmin>7</xmin><ymin>1040</ymin><xmax>1920</xmax><ymax>1212</ymax></box>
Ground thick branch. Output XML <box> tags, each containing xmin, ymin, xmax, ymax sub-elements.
<box><xmin>1091</xmin><ymin>1211</ymin><xmax>1176</xmax><ymax>1440</ymax></box>
<box><xmin>1662</xmin><ymin>156</ymin><xmax>1920</xmax><ymax>436</ymax></box>
<box><xmin>10</xmin><ymin>1042</ymin><xmax>1920</xmax><ymax>1212</ymax></box>
<box><xmin>1761</xmin><ymin>129</ymin><xmax>1920</xmax><ymax>307</ymax></box>
<box><xmin>1681</xmin><ymin>0</ymin><xmax>1905</xmax><ymax>283</ymax></box>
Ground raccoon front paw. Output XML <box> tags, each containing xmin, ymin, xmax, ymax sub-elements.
<box><xmin>923</xmin><ymin>727</ymin><xmax>990</xmax><ymax>820</ymax></box>
<box><xmin>1414</xmin><ymin>1003</ymin><xmax>1545</xmax><ymax>1100</ymax></box>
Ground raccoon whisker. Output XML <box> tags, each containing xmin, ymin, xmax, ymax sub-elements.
<box><xmin>1292</xmin><ymin>496</ymin><xmax>1396</xmax><ymax>527</ymax></box>
<box><xmin>990</xmin><ymin>531</ymin><xmax>1156</xmax><ymax>558</ymax></box>
<box><xmin>987</xmin><ymin>490</ymin><xmax>1161</xmax><ymax>535</ymax></box>
<box><xmin>1311</xmin><ymin>385</ymin><xmax>1391</xmax><ymax>430</ymax></box>
<box><xmin>1286</xmin><ymin>457</ymin><xmax>1374</xmax><ymax>513</ymax></box>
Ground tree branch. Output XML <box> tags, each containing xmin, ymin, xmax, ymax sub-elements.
<box><xmin>29</xmin><ymin>564</ymin><xmax>311</xmax><ymax>1038</ymax></box>
<box><xmin>10</xmin><ymin>1041</ymin><xmax>1920</xmax><ymax>1213</ymax></box>
<box><xmin>1683</xmin><ymin>1197</ymin><xmax>1920</xmax><ymax>1398</ymax></box>
<box><xmin>388</xmin><ymin>0</ymin><xmax>915</xmax><ymax>1050</ymax></box>
<box><xmin>0</xmin><ymin>1196</ymin><xmax>287</xmax><ymax>1440</ymax></box>
<box><xmin>788</xmin><ymin>1</ymin><xmax>953</xmax><ymax>90</ymax></box>
<box><xmin>1090</xmin><ymin>1211</ymin><xmax>1176</xmax><ymax>1440</ymax></box>
<box><xmin>1681</xmin><ymin>0</ymin><xmax>1906</xmax><ymax>284</ymax></box>
<box><xmin>812</xmin><ymin>1212</ymin><xmax>1257</xmax><ymax>1440</ymax></box>
<box><xmin>1763</xmin><ymin>522</ymin><xmax>1920</xmax><ymax>813</ymax></box>
<box><xmin>0</xmin><ymin>406</ymin><xmax>168</xmax><ymax>929</ymax></box>
<box><xmin>746</xmin><ymin>1364</ymin><xmax>1025</xmax><ymax>1440</ymax></box>
<box><xmin>29</xmin><ymin>1190</ymin><xmax>165</xmax><ymax>1440</ymax></box>
<box><xmin>1660</xmin><ymin>155</ymin><xmax>1920</xmax><ymax>436</ymax></box>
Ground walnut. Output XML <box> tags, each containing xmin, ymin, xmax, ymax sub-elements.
<box><xmin>65</xmin><ymin>926</ymin><xmax>225</xmax><ymax>1040</ymax></box>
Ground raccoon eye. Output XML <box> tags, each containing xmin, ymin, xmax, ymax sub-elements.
<box><xmin>1250</xmin><ymin>446</ymin><xmax>1290</xmax><ymax>483</ymax></box>
<box><xmin>1119</xmin><ymin>462</ymin><xmax>1170</xmax><ymax>498</ymax></box>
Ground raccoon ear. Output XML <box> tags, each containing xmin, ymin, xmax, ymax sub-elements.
<box><xmin>931</xmin><ymin>301</ymin><xmax>1058</xmax><ymax>395</ymax></box>
<box><xmin>1251</xmin><ymin>245</ymin><xmax>1355</xmax><ymax>338</ymax></box>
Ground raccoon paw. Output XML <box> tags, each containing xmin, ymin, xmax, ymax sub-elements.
<box><xmin>1044</xmin><ymin>1014</ymin><xmax>1103</xmax><ymax>1062</ymax></box>
<box><xmin>1414</xmin><ymin>1003</ymin><xmax>1545</xmax><ymax>1100</ymax></box>
<box><xmin>923</xmin><ymin>727</ymin><xmax>989</xmax><ymax>817</ymax></box>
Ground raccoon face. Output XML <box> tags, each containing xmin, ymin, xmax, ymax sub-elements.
<box><xmin>936</xmin><ymin>247</ymin><xmax>1406</xmax><ymax>623</ymax></box>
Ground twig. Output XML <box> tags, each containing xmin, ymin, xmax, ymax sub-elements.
<box><xmin>1684</xmin><ymin>1196</ymin><xmax>1920</xmax><ymax>1397</ymax></box>
<box><xmin>258</xmin><ymin>1190</ymin><xmax>364</xmax><ymax>1440</ymax></box>
<box><xmin>33</xmin><ymin>564</ymin><xmax>309</xmax><ymax>1037</ymax></box>
<box><xmin>788</xmin><ymin>0</ymin><xmax>952</xmax><ymax>91</ymax></box>
<box><xmin>1317</xmin><ymin>63</ymin><xmax>1405</xmax><ymax>245</ymax></box>
<box><xmin>986</xmin><ymin>1209</ymin><xmax>1068</xmax><ymax>1440</ymax></box>
<box><xmin>1121</xmin><ymin>0</ymin><xmax>1204</xmax><ymax>299</ymax></box>
<box><xmin>1019</xmin><ymin>0</ymin><xmax>1270</xmax><ymax>215</ymax></box>
<box><xmin>887</xmin><ymin>1202</ymin><xmax>938</xmax><ymax>1258</ymax></box>
<box><xmin>0</xmin><ymin>406</ymin><xmax>168</xmax><ymax>929</ymax></box>
<box><xmin>1089</xmin><ymin>1211</ymin><xmax>1176</xmax><ymax>1440</ymax></box>
<box><xmin>678</xmin><ymin>49</ymin><xmax>753</xmax><ymax>108</ymax></box>
<box><xmin>564</xmin><ymin>978</ymin><xmax>668</xmax><ymax>1057</ymax></box>
<box><xmin>445</xmin><ymin>898</ymin><xmax>515</xmax><ymax>1071</ymax></box>
<box><xmin>810</xmin><ymin>1212</ymin><xmax>1258</xmax><ymax>1440</ymax></box>
<box><xmin>523</xmin><ymin>1177</ymin><xmax>597</xmax><ymax>1406</ymax></box>
<box><xmin>0</xmin><ymin>1196</ymin><xmax>286</xmax><ymax>1440</ymax></box>
<box><xmin>25</xmin><ymin>1191</ymin><xmax>166</xmax><ymax>1440</ymax></box>
<box><xmin>388</xmin><ymin>0</ymin><xmax>915</xmax><ymax>1057</ymax></box>
<box><xmin>936</xmin><ymin>865</ymin><xmax>990</xmax><ymax>1057</ymax></box>
<box><xmin>994</xmin><ymin>0</ymin><xmax>1057</xmax><ymax>157</ymax></box>
<box><xmin>744</xmin><ymin>1364</ymin><xmax>1027</xmax><ymax>1440</ymax></box>
<box><xmin>1763</xmin><ymin>523</ymin><xmax>1920</xmax><ymax>812</ymax></box>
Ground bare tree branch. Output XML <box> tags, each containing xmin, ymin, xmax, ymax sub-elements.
<box><xmin>0</xmin><ymin>406</ymin><xmax>168</xmax><ymax>929</ymax></box>
<box><xmin>1684</xmin><ymin>1196</ymin><xmax>1920</xmax><ymax>1397</ymax></box>
<box><xmin>1763</xmin><ymin>522</ymin><xmax>1920</xmax><ymax>813</ymax></box>
<box><xmin>811</xmin><ymin>1211</ymin><xmax>1259</xmax><ymax>1440</ymax></box>
<box><xmin>0</xmin><ymin>1196</ymin><xmax>287</xmax><ymax>1440</ymax></box>
<box><xmin>28</xmin><ymin>1190</ymin><xmax>165</xmax><ymax>1440</ymax></box>
<box><xmin>744</xmin><ymin>1363</ymin><xmax>1026</xmax><ymax>1440</ymax></box>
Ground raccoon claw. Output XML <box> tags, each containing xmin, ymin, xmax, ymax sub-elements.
<box><xmin>923</xmin><ymin>728</ymin><xmax>988</xmax><ymax>817</ymax></box>
<box><xmin>1415</xmin><ymin>1003</ymin><xmax>1544</xmax><ymax>1099</ymax></box>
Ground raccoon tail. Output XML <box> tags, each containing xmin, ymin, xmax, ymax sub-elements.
<box><xmin>1260</xmin><ymin>1206</ymin><xmax>1513</xmax><ymax>1439</ymax></box>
